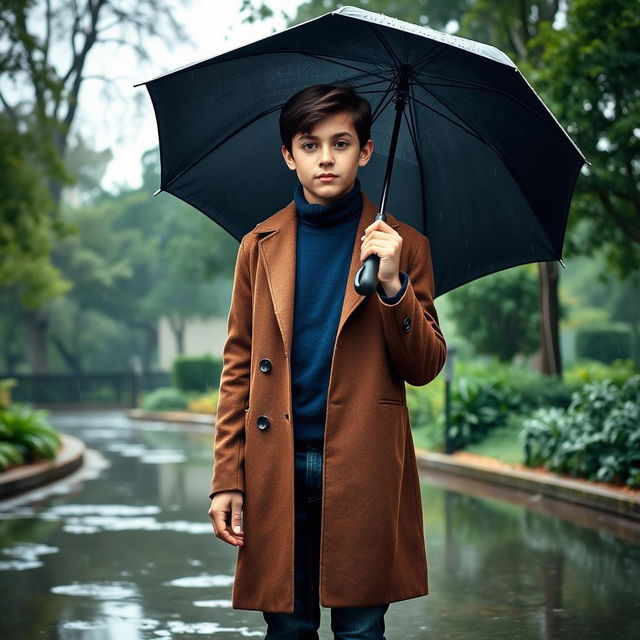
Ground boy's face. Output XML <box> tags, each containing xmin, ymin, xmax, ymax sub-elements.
<box><xmin>281</xmin><ymin>110</ymin><xmax>374</xmax><ymax>206</ymax></box>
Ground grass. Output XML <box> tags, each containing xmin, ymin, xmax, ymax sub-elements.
<box><xmin>411</xmin><ymin>416</ymin><xmax>526</xmax><ymax>465</ymax></box>
<box><xmin>463</xmin><ymin>419</ymin><xmax>525</xmax><ymax>464</ymax></box>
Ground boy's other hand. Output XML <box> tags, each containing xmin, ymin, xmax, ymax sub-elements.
<box><xmin>209</xmin><ymin>490</ymin><xmax>245</xmax><ymax>547</ymax></box>
<box><xmin>360</xmin><ymin>218</ymin><xmax>403</xmax><ymax>288</ymax></box>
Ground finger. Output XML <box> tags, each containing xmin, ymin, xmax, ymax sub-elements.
<box><xmin>361</xmin><ymin>240</ymin><xmax>393</xmax><ymax>261</ymax></box>
<box><xmin>231</xmin><ymin>504</ymin><xmax>243</xmax><ymax>535</ymax></box>
<box><xmin>364</xmin><ymin>219</ymin><xmax>390</xmax><ymax>234</ymax></box>
<box><xmin>213</xmin><ymin>508</ymin><xmax>241</xmax><ymax>546</ymax></box>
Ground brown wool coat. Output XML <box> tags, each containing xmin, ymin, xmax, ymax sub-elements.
<box><xmin>210</xmin><ymin>189</ymin><xmax>447</xmax><ymax>613</ymax></box>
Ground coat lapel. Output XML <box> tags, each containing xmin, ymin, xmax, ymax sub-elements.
<box><xmin>253</xmin><ymin>190</ymin><xmax>400</xmax><ymax>355</ymax></box>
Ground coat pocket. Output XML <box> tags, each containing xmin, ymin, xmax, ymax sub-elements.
<box><xmin>377</xmin><ymin>398</ymin><xmax>405</xmax><ymax>406</ymax></box>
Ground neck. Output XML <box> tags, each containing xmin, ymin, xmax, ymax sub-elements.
<box><xmin>294</xmin><ymin>178</ymin><xmax>362</xmax><ymax>228</ymax></box>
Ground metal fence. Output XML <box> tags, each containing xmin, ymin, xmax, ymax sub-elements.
<box><xmin>1</xmin><ymin>371</ymin><xmax>172</xmax><ymax>408</ymax></box>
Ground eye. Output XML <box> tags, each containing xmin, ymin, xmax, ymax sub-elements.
<box><xmin>335</xmin><ymin>140</ymin><xmax>349</xmax><ymax>148</ymax></box>
<box><xmin>301</xmin><ymin>142</ymin><xmax>316</xmax><ymax>150</ymax></box>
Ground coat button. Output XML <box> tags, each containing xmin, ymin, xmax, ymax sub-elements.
<box><xmin>259</xmin><ymin>358</ymin><xmax>272</xmax><ymax>373</ymax></box>
<box><xmin>256</xmin><ymin>415</ymin><xmax>270</xmax><ymax>431</ymax></box>
<box><xmin>402</xmin><ymin>316</ymin><xmax>412</xmax><ymax>333</ymax></box>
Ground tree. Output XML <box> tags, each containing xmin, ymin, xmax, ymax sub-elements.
<box><xmin>527</xmin><ymin>0</ymin><xmax>640</xmax><ymax>278</ymax></box>
<box><xmin>446</xmin><ymin>266</ymin><xmax>541</xmax><ymax>362</ymax></box>
<box><xmin>0</xmin><ymin>0</ymin><xmax>191</xmax><ymax>371</ymax></box>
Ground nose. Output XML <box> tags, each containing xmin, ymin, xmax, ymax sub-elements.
<box><xmin>319</xmin><ymin>143</ymin><xmax>334</xmax><ymax>167</ymax></box>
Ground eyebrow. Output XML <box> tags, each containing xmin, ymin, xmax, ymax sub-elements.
<box><xmin>298</xmin><ymin>131</ymin><xmax>354</xmax><ymax>141</ymax></box>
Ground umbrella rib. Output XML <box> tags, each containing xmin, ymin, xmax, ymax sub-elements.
<box><xmin>161</xmin><ymin>103</ymin><xmax>285</xmax><ymax>192</ymax></box>
<box><xmin>298</xmin><ymin>51</ymin><xmax>393</xmax><ymax>84</ymax></box>
<box><xmin>414</xmin><ymin>80</ymin><xmax>558</xmax><ymax>253</ymax></box>
<box><xmin>370</xmin><ymin>83</ymin><xmax>397</xmax><ymax>124</ymax></box>
<box><xmin>368</xmin><ymin>23</ymin><xmax>403</xmax><ymax>69</ymax></box>
<box><xmin>404</xmin><ymin>90</ymin><xmax>428</xmax><ymax>230</ymax></box>
<box><xmin>406</xmin><ymin>90</ymin><xmax>486</xmax><ymax>145</ymax></box>
<box><xmin>411</xmin><ymin>45</ymin><xmax>449</xmax><ymax>77</ymax></box>
<box><xmin>414</xmin><ymin>74</ymin><xmax>562</xmax><ymax>136</ymax></box>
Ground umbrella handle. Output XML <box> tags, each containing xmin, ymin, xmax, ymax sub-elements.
<box><xmin>354</xmin><ymin>254</ymin><xmax>380</xmax><ymax>296</ymax></box>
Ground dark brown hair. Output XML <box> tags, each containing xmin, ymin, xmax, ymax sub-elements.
<box><xmin>279</xmin><ymin>83</ymin><xmax>372</xmax><ymax>154</ymax></box>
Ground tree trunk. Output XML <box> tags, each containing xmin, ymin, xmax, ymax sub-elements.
<box><xmin>23</xmin><ymin>309</ymin><xmax>49</xmax><ymax>373</ymax></box>
<box><xmin>537</xmin><ymin>261</ymin><xmax>562</xmax><ymax>377</ymax></box>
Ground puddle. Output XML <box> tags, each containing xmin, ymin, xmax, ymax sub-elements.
<box><xmin>51</xmin><ymin>581</ymin><xmax>138</xmax><ymax>599</ymax></box>
<box><xmin>193</xmin><ymin>599</ymin><xmax>233</xmax><ymax>607</ymax></box>
<box><xmin>165</xmin><ymin>575</ymin><xmax>235</xmax><ymax>588</ymax></box>
<box><xmin>0</xmin><ymin>542</ymin><xmax>59</xmax><ymax>571</ymax></box>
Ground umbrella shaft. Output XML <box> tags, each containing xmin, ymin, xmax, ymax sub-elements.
<box><xmin>378</xmin><ymin>67</ymin><xmax>410</xmax><ymax>219</ymax></box>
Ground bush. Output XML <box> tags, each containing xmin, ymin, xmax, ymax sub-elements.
<box><xmin>0</xmin><ymin>404</ymin><xmax>62</xmax><ymax>471</ymax></box>
<box><xmin>564</xmin><ymin>358</ymin><xmax>638</xmax><ymax>387</ymax></box>
<box><xmin>446</xmin><ymin>377</ymin><xmax>517</xmax><ymax>451</ymax></box>
<box><xmin>407</xmin><ymin>359</ymin><xmax>578</xmax><ymax>452</ymax></box>
<box><xmin>141</xmin><ymin>387</ymin><xmax>189</xmax><ymax>412</ymax></box>
<box><xmin>575</xmin><ymin>327</ymin><xmax>632</xmax><ymax>364</ymax></box>
<box><xmin>520</xmin><ymin>375</ymin><xmax>640</xmax><ymax>488</ymax></box>
<box><xmin>172</xmin><ymin>355</ymin><xmax>222</xmax><ymax>393</ymax></box>
<box><xmin>188</xmin><ymin>391</ymin><xmax>219</xmax><ymax>414</ymax></box>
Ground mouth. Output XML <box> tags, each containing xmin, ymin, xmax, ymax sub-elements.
<box><xmin>317</xmin><ymin>174</ymin><xmax>337</xmax><ymax>181</ymax></box>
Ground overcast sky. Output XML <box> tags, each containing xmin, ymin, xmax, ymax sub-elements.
<box><xmin>72</xmin><ymin>0</ymin><xmax>302</xmax><ymax>192</ymax></box>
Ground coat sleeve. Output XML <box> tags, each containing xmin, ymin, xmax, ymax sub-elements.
<box><xmin>376</xmin><ymin>232</ymin><xmax>447</xmax><ymax>387</ymax></box>
<box><xmin>209</xmin><ymin>236</ymin><xmax>252</xmax><ymax>499</ymax></box>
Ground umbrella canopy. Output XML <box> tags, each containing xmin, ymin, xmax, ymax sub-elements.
<box><xmin>134</xmin><ymin>5</ymin><xmax>588</xmax><ymax>297</ymax></box>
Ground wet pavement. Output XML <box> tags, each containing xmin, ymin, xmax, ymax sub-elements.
<box><xmin>0</xmin><ymin>409</ymin><xmax>638</xmax><ymax>639</ymax></box>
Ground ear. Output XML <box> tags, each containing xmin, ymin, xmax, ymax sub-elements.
<box><xmin>358</xmin><ymin>139</ymin><xmax>374</xmax><ymax>167</ymax></box>
<box><xmin>281</xmin><ymin>144</ymin><xmax>297</xmax><ymax>171</ymax></box>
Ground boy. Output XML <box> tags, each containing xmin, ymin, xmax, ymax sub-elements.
<box><xmin>208</xmin><ymin>83</ymin><xmax>447</xmax><ymax>639</ymax></box>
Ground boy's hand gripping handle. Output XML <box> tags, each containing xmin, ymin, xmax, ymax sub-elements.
<box><xmin>354</xmin><ymin>212</ymin><xmax>386</xmax><ymax>296</ymax></box>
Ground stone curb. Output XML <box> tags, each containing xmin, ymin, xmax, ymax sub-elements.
<box><xmin>415</xmin><ymin>449</ymin><xmax>640</xmax><ymax>521</ymax></box>
<box><xmin>0</xmin><ymin>433</ymin><xmax>85</xmax><ymax>500</ymax></box>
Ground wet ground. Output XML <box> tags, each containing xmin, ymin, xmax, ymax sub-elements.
<box><xmin>0</xmin><ymin>410</ymin><xmax>638</xmax><ymax>639</ymax></box>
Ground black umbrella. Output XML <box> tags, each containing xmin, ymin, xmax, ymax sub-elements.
<box><xmin>134</xmin><ymin>5</ymin><xmax>588</xmax><ymax>297</ymax></box>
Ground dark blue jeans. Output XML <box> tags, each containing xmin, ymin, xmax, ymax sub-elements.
<box><xmin>263</xmin><ymin>441</ymin><xmax>389</xmax><ymax>640</ymax></box>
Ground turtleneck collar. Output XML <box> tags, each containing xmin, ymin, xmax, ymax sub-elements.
<box><xmin>294</xmin><ymin>178</ymin><xmax>362</xmax><ymax>228</ymax></box>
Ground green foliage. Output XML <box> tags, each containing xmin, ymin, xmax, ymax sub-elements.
<box><xmin>575</xmin><ymin>326</ymin><xmax>632</xmax><ymax>363</ymax></box>
<box><xmin>445</xmin><ymin>266</ymin><xmax>542</xmax><ymax>361</ymax></box>
<box><xmin>0</xmin><ymin>404</ymin><xmax>62</xmax><ymax>471</ymax></box>
<box><xmin>409</xmin><ymin>358</ymin><xmax>580</xmax><ymax>452</ymax></box>
<box><xmin>564</xmin><ymin>357</ymin><xmax>638</xmax><ymax>387</ymax></box>
<box><xmin>520</xmin><ymin>375</ymin><xmax>640</xmax><ymax>487</ymax></box>
<box><xmin>446</xmin><ymin>376</ymin><xmax>518</xmax><ymax>451</ymax></box>
<box><xmin>141</xmin><ymin>387</ymin><xmax>190</xmax><ymax>412</ymax></box>
<box><xmin>0</xmin><ymin>114</ymin><xmax>73</xmax><ymax>308</ymax></box>
<box><xmin>171</xmin><ymin>355</ymin><xmax>222</xmax><ymax>393</ymax></box>
<box><xmin>527</xmin><ymin>0</ymin><xmax>640</xmax><ymax>278</ymax></box>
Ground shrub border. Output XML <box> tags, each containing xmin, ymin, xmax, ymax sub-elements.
<box><xmin>0</xmin><ymin>433</ymin><xmax>85</xmax><ymax>499</ymax></box>
<box><xmin>416</xmin><ymin>448</ymin><xmax>640</xmax><ymax>521</ymax></box>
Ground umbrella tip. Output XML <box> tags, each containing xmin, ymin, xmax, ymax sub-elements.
<box><xmin>559</xmin><ymin>258</ymin><xmax>566</xmax><ymax>269</ymax></box>
<box><xmin>153</xmin><ymin>188</ymin><xmax>162</xmax><ymax>196</ymax></box>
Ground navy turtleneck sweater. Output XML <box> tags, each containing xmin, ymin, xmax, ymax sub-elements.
<box><xmin>291</xmin><ymin>178</ymin><xmax>408</xmax><ymax>445</ymax></box>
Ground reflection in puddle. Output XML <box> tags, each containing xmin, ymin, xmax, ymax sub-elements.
<box><xmin>60</xmin><ymin>516</ymin><xmax>210</xmax><ymax>534</ymax></box>
<box><xmin>78</xmin><ymin>429</ymin><xmax>123</xmax><ymax>439</ymax></box>
<box><xmin>165</xmin><ymin>575</ymin><xmax>235</xmax><ymax>588</ymax></box>
<box><xmin>5</xmin><ymin>503</ymin><xmax>211</xmax><ymax>534</ymax></box>
<box><xmin>51</xmin><ymin>581</ymin><xmax>138</xmax><ymax>599</ymax></box>
<box><xmin>193</xmin><ymin>599</ymin><xmax>233</xmax><ymax>607</ymax></box>
<box><xmin>61</xmin><ymin>619</ymin><xmax>263</xmax><ymax>637</ymax></box>
<box><xmin>46</xmin><ymin>504</ymin><xmax>161</xmax><ymax>516</ymax></box>
<box><xmin>0</xmin><ymin>542</ymin><xmax>59</xmax><ymax>571</ymax></box>
<box><xmin>105</xmin><ymin>442</ymin><xmax>187</xmax><ymax>464</ymax></box>
<box><xmin>164</xmin><ymin>621</ymin><xmax>263</xmax><ymax>636</ymax></box>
